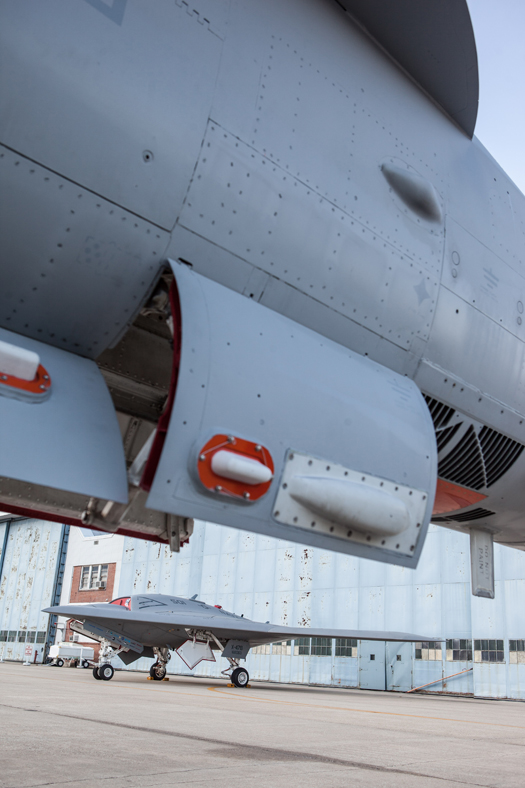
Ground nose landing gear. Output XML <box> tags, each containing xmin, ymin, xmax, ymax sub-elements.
<box><xmin>98</xmin><ymin>663</ymin><xmax>114</xmax><ymax>681</ymax></box>
<box><xmin>92</xmin><ymin>639</ymin><xmax>121</xmax><ymax>681</ymax></box>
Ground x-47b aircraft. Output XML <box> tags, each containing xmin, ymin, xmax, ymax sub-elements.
<box><xmin>1</xmin><ymin>1</ymin><xmax>524</xmax><ymax>596</ymax></box>
<box><xmin>44</xmin><ymin>594</ymin><xmax>431</xmax><ymax>686</ymax></box>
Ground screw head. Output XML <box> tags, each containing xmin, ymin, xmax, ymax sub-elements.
<box><xmin>243</xmin><ymin>492</ymin><xmax>250</xmax><ymax>499</ymax></box>
<box><xmin>255</xmin><ymin>445</ymin><xmax>261</xmax><ymax>452</ymax></box>
<box><xmin>227</xmin><ymin>435</ymin><xmax>234</xmax><ymax>443</ymax></box>
<box><xmin>215</xmin><ymin>485</ymin><xmax>222</xmax><ymax>492</ymax></box>
<box><xmin>43</xmin><ymin>375</ymin><xmax>49</xmax><ymax>381</ymax></box>
<box><xmin>199</xmin><ymin>454</ymin><xmax>205</xmax><ymax>461</ymax></box>
<box><xmin>39</xmin><ymin>384</ymin><xmax>46</xmax><ymax>390</ymax></box>
<box><xmin>1</xmin><ymin>375</ymin><xmax>7</xmax><ymax>381</ymax></box>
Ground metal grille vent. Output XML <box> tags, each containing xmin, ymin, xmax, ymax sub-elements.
<box><xmin>424</xmin><ymin>395</ymin><xmax>455</xmax><ymax>430</ymax></box>
<box><xmin>438</xmin><ymin>424</ymin><xmax>486</xmax><ymax>490</ymax></box>
<box><xmin>446</xmin><ymin>508</ymin><xmax>495</xmax><ymax>523</ymax></box>
<box><xmin>425</xmin><ymin>394</ymin><xmax>525</xmax><ymax>490</ymax></box>
<box><xmin>433</xmin><ymin>508</ymin><xmax>495</xmax><ymax>524</ymax></box>
<box><xmin>478</xmin><ymin>426</ymin><xmax>524</xmax><ymax>487</ymax></box>
<box><xmin>436</xmin><ymin>422</ymin><xmax>461</xmax><ymax>453</ymax></box>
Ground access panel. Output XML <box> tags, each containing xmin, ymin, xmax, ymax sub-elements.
<box><xmin>0</xmin><ymin>327</ymin><xmax>127</xmax><ymax>503</ymax></box>
<box><xmin>146</xmin><ymin>262</ymin><xmax>437</xmax><ymax>567</ymax></box>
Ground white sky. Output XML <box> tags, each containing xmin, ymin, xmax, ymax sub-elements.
<box><xmin>468</xmin><ymin>0</ymin><xmax>525</xmax><ymax>193</ymax></box>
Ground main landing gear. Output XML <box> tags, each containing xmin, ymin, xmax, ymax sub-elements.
<box><xmin>231</xmin><ymin>666</ymin><xmax>249</xmax><ymax>688</ymax></box>
<box><xmin>149</xmin><ymin>646</ymin><xmax>170</xmax><ymax>680</ymax></box>
<box><xmin>188</xmin><ymin>630</ymin><xmax>250</xmax><ymax>688</ymax></box>
<box><xmin>222</xmin><ymin>656</ymin><xmax>250</xmax><ymax>688</ymax></box>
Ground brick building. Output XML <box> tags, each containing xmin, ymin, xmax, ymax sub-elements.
<box><xmin>63</xmin><ymin>561</ymin><xmax>117</xmax><ymax>659</ymax></box>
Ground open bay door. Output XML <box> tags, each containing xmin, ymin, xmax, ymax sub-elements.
<box><xmin>0</xmin><ymin>328</ymin><xmax>128</xmax><ymax>512</ymax></box>
<box><xmin>143</xmin><ymin>262</ymin><xmax>437</xmax><ymax>568</ymax></box>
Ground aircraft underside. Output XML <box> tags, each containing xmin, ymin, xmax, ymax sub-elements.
<box><xmin>1</xmin><ymin>0</ymin><xmax>525</xmax><ymax>598</ymax></box>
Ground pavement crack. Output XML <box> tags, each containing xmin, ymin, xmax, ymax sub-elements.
<box><xmin>2</xmin><ymin>766</ymin><xmax>233</xmax><ymax>788</ymax></box>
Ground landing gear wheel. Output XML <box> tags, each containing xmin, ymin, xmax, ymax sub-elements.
<box><xmin>231</xmin><ymin>667</ymin><xmax>249</xmax><ymax>688</ymax></box>
<box><xmin>56</xmin><ymin>658</ymin><xmax>64</xmax><ymax>667</ymax></box>
<box><xmin>82</xmin><ymin>660</ymin><xmax>90</xmax><ymax>669</ymax></box>
<box><xmin>93</xmin><ymin>666</ymin><xmax>101</xmax><ymax>680</ymax></box>
<box><xmin>99</xmin><ymin>664</ymin><xmax>114</xmax><ymax>681</ymax></box>
<box><xmin>149</xmin><ymin>662</ymin><xmax>166</xmax><ymax>680</ymax></box>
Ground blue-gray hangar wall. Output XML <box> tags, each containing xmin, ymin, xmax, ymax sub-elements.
<box><xmin>0</xmin><ymin>517</ymin><xmax>69</xmax><ymax>661</ymax></box>
<box><xmin>117</xmin><ymin>522</ymin><xmax>525</xmax><ymax>699</ymax></box>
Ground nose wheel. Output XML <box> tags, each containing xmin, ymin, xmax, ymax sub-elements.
<box><xmin>98</xmin><ymin>664</ymin><xmax>114</xmax><ymax>681</ymax></box>
<box><xmin>92</xmin><ymin>639</ymin><xmax>119</xmax><ymax>681</ymax></box>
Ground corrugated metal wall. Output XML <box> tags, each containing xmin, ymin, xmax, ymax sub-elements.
<box><xmin>117</xmin><ymin>523</ymin><xmax>525</xmax><ymax>698</ymax></box>
<box><xmin>0</xmin><ymin>519</ymin><xmax>66</xmax><ymax>662</ymax></box>
<box><xmin>4</xmin><ymin>516</ymin><xmax>525</xmax><ymax>697</ymax></box>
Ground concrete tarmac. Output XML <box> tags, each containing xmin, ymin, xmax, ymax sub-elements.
<box><xmin>0</xmin><ymin>662</ymin><xmax>523</xmax><ymax>788</ymax></box>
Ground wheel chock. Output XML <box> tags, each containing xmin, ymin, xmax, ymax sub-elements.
<box><xmin>147</xmin><ymin>676</ymin><xmax>153</xmax><ymax>680</ymax></box>
<box><xmin>162</xmin><ymin>677</ymin><xmax>170</xmax><ymax>681</ymax></box>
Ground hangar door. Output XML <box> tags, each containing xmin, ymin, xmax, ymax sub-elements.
<box><xmin>359</xmin><ymin>641</ymin><xmax>386</xmax><ymax>690</ymax></box>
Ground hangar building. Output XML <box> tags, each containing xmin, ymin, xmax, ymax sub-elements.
<box><xmin>1</xmin><ymin>515</ymin><xmax>525</xmax><ymax>698</ymax></box>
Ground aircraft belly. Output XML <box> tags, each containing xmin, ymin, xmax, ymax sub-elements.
<box><xmin>0</xmin><ymin>145</ymin><xmax>169</xmax><ymax>357</ymax></box>
<box><xmin>176</xmin><ymin>123</ymin><xmax>441</xmax><ymax>354</ymax></box>
<box><xmin>0</xmin><ymin>329</ymin><xmax>128</xmax><ymax>503</ymax></box>
<box><xmin>424</xmin><ymin>287</ymin><xmax>525</xmax><ymax>420</ymax></box>
<box><xmin>167</xmin><ymin>225</ymin><xmax>419</xmax><ymax>380</ymax></box>
<box><xmin>0</xmin><ymin>0</ymin><xmax>226</xmax><ymax>228</ymax></box>
<box><xmin>441</xmin><ymin>218</ymin><xmax>525</xmax><ymax>344</ymax></box>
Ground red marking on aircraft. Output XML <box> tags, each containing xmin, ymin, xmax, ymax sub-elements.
<box><xmin>433</xmin><ymin>478</ymin><xmax>487</xmax><ymax>515</ymax></box>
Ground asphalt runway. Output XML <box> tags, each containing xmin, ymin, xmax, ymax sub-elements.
<box><xmin>0</xmin><ymin>662</ymin><xmax>522</xmax><ymax>788</ymax></box>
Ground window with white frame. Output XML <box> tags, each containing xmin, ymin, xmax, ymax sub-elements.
<box><xmin>311</xmin><ymin>637</ymin><xmax>332</xmax><ymax>656</ymax></box>
<box><xmin>335</xmin><ymin>638</ymin><xmax>358</xmax><ymax>657</ymax></box>
<box><xmin>509</xmin><ymin>640</ymin><xmax>525</xmax><ymax>664</ymax></box>
<box><xmin>79</xmin><ymin>564</ymin><xmax>109</xmax><ymax>590</ymax></box>
<box><xmin>446</xmin><ymin>639</ymin><xmax>472</xmax><ymax>661</ymax></box>
<box><xmin>293</xmin><ymin>637</ymin><xmax>311</xmax><ymax>656</ymax></box>
<box><xmin>415</xmin><ymin>641</ymin><xmax>442</xmax><ymax>660</ymax></box>
<box><xmin>474</xmin><ymin>640</ymin><xmax>504</xmax><ymax>663</ymax></box>
<box><xmin>272</xmin><ymin>640</ymin><xmax>292</xmax><ymax>655</ymax></box>
<box><xmin>251</xmin><ymin>643</ymin><xmax>272</xmax><ymax>655</ymax></box>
